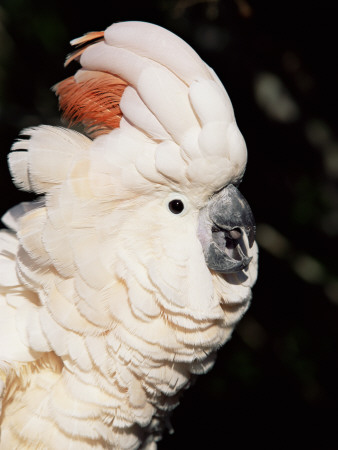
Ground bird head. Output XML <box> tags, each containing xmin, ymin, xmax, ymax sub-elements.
<box><xmin>54</xmin><ymin>21</ymin><xmax>257</xmax><ymax>283</ymax></box>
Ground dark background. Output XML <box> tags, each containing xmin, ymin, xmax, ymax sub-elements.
<box><xmin>0</xmin><ymin>1</ymin><xmax>337</xmax><ymax>448</ymax></box>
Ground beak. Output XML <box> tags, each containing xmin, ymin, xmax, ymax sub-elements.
<box><xmin>198</xmin><ymin>184</ymin><xmax>256</xmax><ymax>274</ymax></box>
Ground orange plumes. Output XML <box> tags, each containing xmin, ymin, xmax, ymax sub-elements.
<box><xmin>65</xmin><ymin>31</ymin><xmax>105</xmax><ymax>66</ymax></box>
<box><xmin>54</xmin><ymin>70</ymin><xmax>128</xmax><ymax>138</ymax></box>
<box><xmin>54</xmin><ymin>30</ymin><xmax>128</xmax><ymax>137</ymax></box>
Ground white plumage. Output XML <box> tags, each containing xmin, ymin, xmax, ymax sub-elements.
<box><xmin>0</xmin><ymin>21</ymin><xmax>258</xmax><ymax>449</ymax></box>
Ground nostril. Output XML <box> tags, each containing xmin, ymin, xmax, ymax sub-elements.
<box><xmin>229</xmin><ymin>228</ymin><xmax>241</xmax><ymax>240</ymax></box>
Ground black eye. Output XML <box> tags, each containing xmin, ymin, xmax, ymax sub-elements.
<box><xmin>168</xmin><ymin>199</ymin><xmax>185</xmax><ymax>214</ymax></box>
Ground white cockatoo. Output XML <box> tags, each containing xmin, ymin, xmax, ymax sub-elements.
<box><xmin>0</xmin><ymin>21</ymin><xmax>258</xmax><ymax>449</ymax></box>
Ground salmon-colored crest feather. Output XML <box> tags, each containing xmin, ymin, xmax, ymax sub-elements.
<box><xmin>56</xmin><ymin>31</ymin><xmax>128</xmax><ymax>137</ymax></box>
<box><xmin>65</xmin><ymin>31</ymin><xmax>105</xmax><ymax>66</ymax></box>
<box><xmin>54</xmin><ymin>70</ymin><xmax>128</xmax><ymax>137</ymax></box>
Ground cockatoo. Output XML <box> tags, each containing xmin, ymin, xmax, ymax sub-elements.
<box><xmin>0</xmin><ymin>21</ymin><xmax>258</xmax><ymax>449</ymax></box>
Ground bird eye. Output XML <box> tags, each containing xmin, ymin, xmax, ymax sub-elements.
<box><xmin>165</xmin><ymin>193</ymin><xmax>189</xmax><ymax>216</ymax></box>
<box><xmin>168</xmin><ymin>199</ymin><xmax>185</xmax><ymax>214</ymax></box>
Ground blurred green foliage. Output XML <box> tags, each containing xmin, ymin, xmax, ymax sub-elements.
<box><xmin>0</xmin><ymin>0</ymin><xmax>337</xmax><ymax>448</ymax></box>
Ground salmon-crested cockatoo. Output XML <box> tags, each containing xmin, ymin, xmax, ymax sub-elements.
<box><xmin>0</xmin><ymin>21</ymin><xmax>258</xmax><ymax>449</ymax></box>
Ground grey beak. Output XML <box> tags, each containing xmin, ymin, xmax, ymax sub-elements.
<box><xmin>198</xmin><ymin>184</ymin><xmax>256</xmax><ymax>274</ymax></box>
